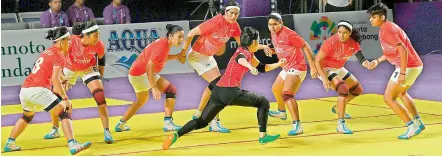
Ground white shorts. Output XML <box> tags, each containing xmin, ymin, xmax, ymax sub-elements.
<box><xmin>63</xmin><ymin>67</ymin><xmax>101</xmax><ymax>85</ymax></box>
<box><xmin>188</xmin><ymin>50</ymin><xmax>218</xmax><ymax>75</ymax></box>
<box><xmin>19</xmin><ymin>87</ymin><xmax>60</xmax><ymax>112</ymax></box>
<box><xmin>390</xmin><ymin>66</ymin><xmax>423</xmax><ymax>87</ymax></box>
<box><xmin>318</xmin><ymin>67</ymin><xmax>350</xmax><ymax>81</ymax></box>
<box><xmin>278</xmin><ymin>68</ymin><xmax>307</xmax><ymax>81</ymax></box>
<box><xmin>128</xmin><ymin>73</ymin><xmax>162</xmax><ymax>93</ymax></box>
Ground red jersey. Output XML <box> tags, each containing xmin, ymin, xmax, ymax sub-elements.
<box><xmin>65</xmin><ymin>35</ymin><xmax>105</xmax><ymax>71</ymax></box>
<box><xmin>217</xmin><ymin>47</ymin><xmax>253</xmax><ymax>87</ymax></box>
<box><xmin>129</xmin><ymin>38</ymin><xmax>170</xmax><ymax>76</ymax></box>
<box><xmin>379</xmin><ymin>21</ymin><xmax>423</xmax><ymax>68</ymax></box>
<box><xmin>22</xmin><ymin>46</ymin><xmax>66</xmax><ymax>89</ymax></box>
<box><xmin>192</xmin><ymin>14</ymin><xmax>241</xmax><ymax>56</ymax></box>
<box><xmin>319</xmin><ymin>34</ymin><xmax>361</xmax><ymax>69</ymax></box>
<box><xmin>271</xmin><ymin>26</ymin><xmax>307</xmax><ymax>71</ymax></box>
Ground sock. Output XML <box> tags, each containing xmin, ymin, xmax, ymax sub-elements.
<box><xmin>338</xmin><ymin>118</ymin><xmax>345</xmax><ymax>124</ymax></box>
<box><xmin>194</xmin><ymin>110</ymin><xmax>202</xmax><ymax>117</ymax></box>
<box><xmin>67</xmin><ymin>139</ymin><xmax>75</xmax><ymax>144</ymax></box>
<box><xmin>414</xmin><ymin>114</ymin><xmax>421</xmax><ymax>120</ymax></box>
<box><xmin>52</xmin><ymin>126</ymin><xmax>59</xmax><ymax>130</ymax></box>
<box><xmin>104</xmin><ymin>128</ymin><xmax>109</xmax><ymax>131</ymax></box>
<box><xmin>293</xmin><ymin>120</ymin><xmax>300</xmax><ymax>124</ymax></box>
<box><xmin>119</xmin><ymin>119</ymin><xmax>126</xmax><ymax>123</ymax></box>
<box><xmin>406</xmin><ymin>120</ymin><xmax>414</xmax><ymax>127</ymax></box>
<box><xmin>278</xmin><ymin>109</ymin><xmax>286</xmax><ymax>113</ymax></box>
<box><xmin>8</xmin><ymin>138</ymin><xmax>15</xmax><ymax>142</ymax></box>
<box><xmin>164</xmin><ymin>117</ymin><xmax>172</xmax><ymax>121</ymax></box>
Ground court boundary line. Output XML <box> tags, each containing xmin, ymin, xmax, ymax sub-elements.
<box><xmin>315</xmin><ymin>98</ymin><xmax>442</xmax><ymax>116</ymax></box>
<box><xmin>100</xmin><ymin>122</ymin><xmax>442</xmax><ymax>156</ymax></box>
<box><xmin>0</xmin><ymin>113</ymin><xmax>398</xmax><ymax>153</ymax></box>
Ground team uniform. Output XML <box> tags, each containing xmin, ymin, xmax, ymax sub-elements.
<box><xmin>5</xmin><ymin>46</ymin><xmax>92</xmax><ymax>154</ymax></box>
<box><xmin>188</xmin><ymin>14</ymin><xmax>241</xmax><ymax>75</ymax></box>
<box><xmin>163</xmin><ymin>48</ymin><xmax>280</xmax><ymax>150</ymax></box>
<box><xmin>64</xmin><ymin>35</ymin><xmax>104</xmax><ymax>86</ymax></box>
<box><xmin>379</xmin><ymin>21</ymin><xmax>423</xmax><ymax>87</ymax></box>
<box><xmin>115</xmin><ymin>37</ymin><xmax>181</xmax><ymax>132</ymax></box>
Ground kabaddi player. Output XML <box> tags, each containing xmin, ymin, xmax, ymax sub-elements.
<box><xmin>314</xmin><ymin>20</ymin><xmax>371</xmax><ymax>134</ymax></box>
<box><xmin>43</xmin><ymin>21</ymin><xmax>114</xmax><ymax>144</ymax></box>
<box><xmin>114</xmin><ymin>24</ymin><xmax>186</xmax><ymax>132</ymax></box>
<box><xmin>4</xmin><ymin>27</ymin><xmax>92</xmax><ymax>155</ymax></box>
<box><xmin>264</xmin><ymin>13</ymin><xmax>318</xmax><ymax>136</ymax></box>
<box><xmin>163</xmin><ymin>27</ymin><xmax>284</xmax><ymax>150</ymax></box>
<box><xmin>367</xmin><ymin>3</ymin><xmax>425</xmax><ymax>139</ymax></box>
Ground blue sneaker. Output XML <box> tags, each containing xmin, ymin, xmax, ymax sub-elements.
<box><xmin>44</xmin><ymin>126</ymin><xmax>60</xmax><ymax>139</ymax></box>
<box><xmin>3</xmin><ymin>139</ymin><xmax>21</xmax><ymax>152</ymax></box>
<box><xmin>288</xmin><ymin>122</ymin><xmax>303</xmax><ymax>136</ymax></box>
<box><xmin>398</xmin><ymin>124</ymin><xmax>422</xmax><ymax>140</ymax></box>
<box><xmin>337</xmin><ymin>121</ymin><xmax>353</xmax><ymax>134</ymax></box>
<box><xmin>259</xmin><ymin>134</ymin><xmax>280</xmax><ymax>144</ymax></box>
<box><xmin>104</xmin><ymin>130</ymin><xmax>114</xmax><ymax>144</ymax></box>
<box><xmin>115</xmin><ymin>120</ymin><xmax>130</xmax><ymax>132</ymax></box>
<box><xmin>68</xmin><ymin>140</ymin><xmax>92</xmax><ymax>155</ymax></box>
<box><xmin>192</xmin><ymin>115</ymin><xmax>198</xmax><ymax>120</ymax></box>
<box><xmin>415</xmin><ymin>118</ymin><xmax>426</xmax><ymax>131</ymax></box>
<box><xmin>268</xmin><ymin>110</ymin><xmax>287</xmax><ymax>120</ymax></box>
<box><xmin>331</xmin><ymin>105</ymin><xmax>352</xmax><ymax>119</ymax></box>
<box><xmin>209</xmin><ymin>119</ymin><xmax>230</xmax><ymax>133</ymax></box>
<box><xmin>163</xmin><ymin>119</ymin><xmax>182</xmax><ymax>132</ymax></box>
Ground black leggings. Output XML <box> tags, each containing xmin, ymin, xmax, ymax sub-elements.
<box><xmin>177</xmin><ymin>89</ymin><xmax>270</xmax><ymax>137</ymax></box>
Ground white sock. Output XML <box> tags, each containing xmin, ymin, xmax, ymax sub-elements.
<box><xmin>194</xmin><ymin>110</ymin><xmax>202</xmax><ymax>118</ymax></box>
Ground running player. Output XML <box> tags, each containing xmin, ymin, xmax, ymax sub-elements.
<box><xmin>3</xmin><ymin>27</ymin><xmax>92</xmax><ymax>155</ymax></box>
<box><xmin>183</xmin><ymin>1</ymin><xmax>269</xmax><ymax>133</ymax></box>
<box><xmin>43</xmin><ymin>21</ymin><xmax>114</xmax><ymax>144</ymax></box>
<box><xmin>367</xmin><ymin>3</ymin><xmax>425</xmax><ymax>139</ymax></box>
<box><xmin>163</xmin><ymin>27</ymin><xmax>283</xmax><ymax>150</ymax></box>
<box><xmin>264</xmin><ymin>13</ymin><xmax>317</xmax><ymax>136</ymax></box>
<box><xmin>314</xmin><ymin>20</ymin><xmax>371</xmax><ymax>134</ymax></box>
<box><xmin>114</xmin><ymin>24</ymin><xmax>186</xmax><ymax>132</ymax></box>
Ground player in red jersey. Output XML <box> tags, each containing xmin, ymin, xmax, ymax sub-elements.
<box><xmin>3</xmin><ymin>27</ymin><xmax>92</xmax><ymax>155</ymax></box>
<box><xmin>183</xmin><ymin>1</ymin><xmax>270</xmax><ymax>132</ymax></box>
<box><xmin>163</xmin><ymin>27</ymin><xmax>284</xmax><ymax>150</ymax></box>
<box><xmin>114</xmin><ymin>24</ymin><xmax>186</xmax><ymax>132</ymax></box>
<box><xmin>43</xmin><ymin>21</ymin><xmax>115</xmax><ymax>144</ymax></box>
<box><xmin>367</xmin><ymin>3</ymin><xmax>425</xmax><ymax>139</ymax></box>
<box><xmin>264</xmin><ymin>13</ymin><xmax>317</xmax><ymax>136</ymax></box>
<box><xmin>315</xmin><ymin>20</ymin><xmax>372</xmax><ymax>134</ymax></box>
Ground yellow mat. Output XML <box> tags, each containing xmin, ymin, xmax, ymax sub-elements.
<box><xmin>1</xmin><ymin>94</ymin><xmax>441</xmax><ymax>156</ymax></box>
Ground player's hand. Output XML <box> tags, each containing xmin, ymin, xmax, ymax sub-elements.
<box><xmin>398</xmin><ymin>73</ymin><xmax>406</xmax><ymax>85</ymax></box>
<box><xmin>178</xmin><ymin>54</ymin><xmax>186</xmax><ymax>64</ymax></box>
<box><xmin>249</xmin><ymin>66</ymin><xmax>258</xmax><ymax>75</ymax></box>
<box><xmin>152</xmin><ymin>87</ymin><xmax>162</xmax><ymax>100</ymax></box>
<box><xmin>310</xmin><ymin>68</ymin><xmax>318</xmax><ymax>79</ymax></box>
<box><xmin>263</xmin><ymin>45</ymin><xmax>273</xmax><ymax>57</ymax></box>
<box><xmin>323</xmin><ymin>79</ymin><xmax>331</xmax><ymax>92</ymax></box>
<box><xmin>278</xmin><ymin>58</ymin><xmax>287</xmax><ymax>66</ymax></box>
<box><xmin>368</xmin><ymin>60</ymin><xmax>379</xmax><ymax>70</ymax></box>
<box><xmin>179</xmin><ymin>49</ymin><xmax>187</xmax><ymax>56</ymax></box>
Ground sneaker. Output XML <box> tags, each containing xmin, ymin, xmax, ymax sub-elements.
<box><xmin>331</xmin><ymin>105</ymin><xmax>352</xmax><ymax>119</ymax></box>
<box><xmin>398</xmin><ymin>123</ymin><xmax>422</xmax><ymax>140</ymax></box>
<box><xmin>162</xmin><ymin>133</ymin><xmax>178</xmax><ymax>150</ymax></box>
<box><xmin>115</xmin><ymin>120</ymin><xmax>130</xmax><ymax>132</ymax></box>
<box><xmin>163</xmin><ymin>119</ymin><xmax>182</xmax><ymax>132</ymax></box>
<box><xmin>287</xmin><ymin>122</ymin><xmax>303</xmax><ymax>136</ymax></box>
<box><xmin>268</xmin><ymin>110</ymin><xmax>287</xmax><ymax>120</ymax></box>
<box><xmin>44</xmin><ymin>126</ymin><xmax>60</xmax><ymax>139</ymax></box>
<box><xmin>208</xmin><ymin>119</ymin><xmax>230</xmax><ymax>133</ymax></box>
<box><xmin>3</xmin><ymin>139</ymin><xmax>21</xmax><ymax>152</ymax></box>
<box><xmin>259</xmin><ymin>134</ymin><xmax>280</xmax><ymax>144</ymax></box>
<box><xmin>68</xmin><ymin>140</ymin><xmax>92</xmax><ymax>155</ymax></box>
<box><xmin>337</xmin><ymin>121</ymin><xmax>353</xmax><ymax>134</ymax></box>
<box><xmin>415</xmin><ymin>118</ymin><xmax>426</xmax><ymax>131</ymax></box>
<box><xmin>104</xmin><ymin>130</ymin><xmax>114</xmax><ymax>144</ymax></box>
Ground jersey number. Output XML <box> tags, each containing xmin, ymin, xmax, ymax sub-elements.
<box><xmin>32</xmin><ymin>57</ymin><xmax>44</xmax><ymax>74</ymax></box>
<box><xmin>393</xmin><ymin>72</ymin><xmax>399</xmax><ymax>78</ymax></box>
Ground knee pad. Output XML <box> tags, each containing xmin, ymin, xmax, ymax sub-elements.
<box><xmin>208</xmin><ymin>77</ymin><xmax>221</xmax><ymax>91</ymax></box>
<box><xmin>282</xmin><ymin>91</ymin><xmax>295</xmax><ymax>102</ymax></box>
<box><xmin>335</xmin><ymin>81</ymin><xmax>349</xmax><ymax>97</ymax></box>
<box><xmin>349</xmin><ymin>83</ymin><xmax>363</xmax><ymax>96</ymax></box>
<box><xmin>58</xmin><ymin>112</ymin><xmax>72</xmax><ymax>120</ymax></box>
<box><xmin>258</xmin><ymin>96</ymin><xmax>270</xmax><ymax>109</ymax></box>
<box><xmin>164</xmin><ymin>84</ymin><xmax>177</xmax><ymax>99</ymax></box>
<box><xmin>21</xmin><ymin>114</ymin><xmax>34</xmax><ymax>123</ymax></box>
<box><xmin>92</xmin><ymin>88</ymin><xmax>107</xmax><ymax>106</ymax></box>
